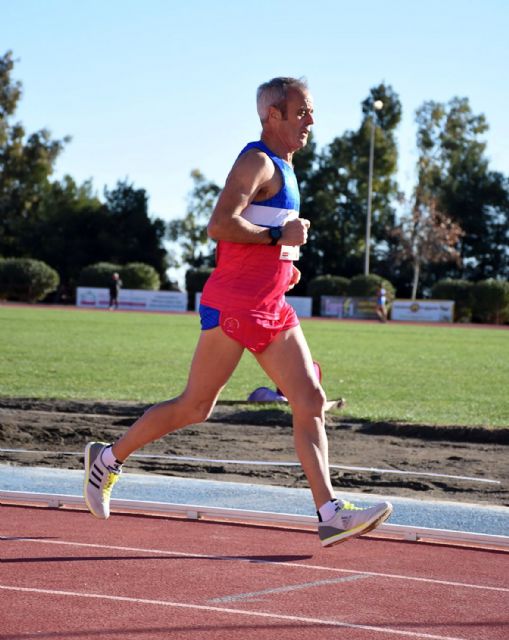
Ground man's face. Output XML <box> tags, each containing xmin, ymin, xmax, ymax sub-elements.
<box><xmin>277</xmin><ymin>88</ymin><xmax>314</xmax><ymax>150</ymax></box>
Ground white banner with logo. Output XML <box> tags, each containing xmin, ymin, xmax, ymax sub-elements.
<box><xmin>195</xmin><ymin>293</ymin><xmax>312</xmax><ymax>318</ymax></box>
<box><xmin>321</xmin><ymin>296</ymin><xmax>378</xmax><ymax>320</ymax></box>
<box><xmin>76</xmin><ymin>287</ymin><xmax>187</xmax><ymax>312</ymax></box>
<box><xmin>391</xmin><ymin>299</ymin><xmax>454</xmax><ymax>323</ymax></box>
<box><xmin>285</xmin><ymin>296</ymin><xmax>312</xmax><ymax>318</ymax></box>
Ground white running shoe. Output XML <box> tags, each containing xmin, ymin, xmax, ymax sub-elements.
<box><xmin>83</xmin><ymin>442</ymin><xmax>122</xmax><ymax>519</ymax></box>
<box><xmin>319</xmin><ymin>499</ymin><xmax>392</xmax><ymax>547</ymax></box>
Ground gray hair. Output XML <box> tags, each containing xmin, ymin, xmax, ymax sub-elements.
<box><xmin>256</xmin><ymin>77</ymin><xmax>308</xmax><ymax>123</ymax></box>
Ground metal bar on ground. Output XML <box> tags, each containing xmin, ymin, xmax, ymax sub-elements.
<box><xmin>1</xmin><ymin>489</ymin><xmax>508</xmax><ymax>550</ymax></box>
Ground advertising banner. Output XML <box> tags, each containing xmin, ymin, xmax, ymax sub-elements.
<box><xmin>285</xmin><ymin>296</ymin><xmax>312</xmax><ymax>318</ymax></box>
<box><xmin>321</xmin><ymin>296</ymin><xmax>378</xmax><ymax>320</ymax></box>
<box><xmin>76</xmin><ymin>287</ymin><xmax>187</xmax><ymax>313</ymax></box>
<box><xmin>391</xmin><ymin>299</ymin><xmax>454</xmax><ymax>323</ymax></box>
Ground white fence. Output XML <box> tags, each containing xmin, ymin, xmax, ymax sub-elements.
<box><xmin>76</xmin><ymin>287</ymin><xmax>187</xmax><ymax>312</ymax></box>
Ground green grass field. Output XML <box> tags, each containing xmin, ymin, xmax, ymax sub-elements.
<box><xmin>1</xmin><ymin>305</ymin><xmax>508</xmax><ymax>428</ymax></box>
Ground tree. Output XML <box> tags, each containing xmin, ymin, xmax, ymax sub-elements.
<box><xmin>23</xmin><ymin>176</ymin><xmax>105</xmax><ymax>288</ymax></box>
<box><xmin>104</xmin><ymin>180</ymin><xmax>172</xmax><ymax>282</ymax></box>
<box><xmin>0</xmin><ymin>51</ymin><xmax>69</xmax><ymax>257</ymax></box>
<box><xmin>0</xmin><ymin>52</ymin><xmax>177</xmax><ymax>293</ymax></box>
<box><xmin>297</xmin><ymin>84</ymin><xmax>402</xmax><ymax>288</ymax></box>
<box><xmin>391</xmin><ymin>196</ymin><xmax>463</xmax><ymax>299</ymax></box>
<box><xmin>414</xmin><ymin>97</ymin><xmax>509</xmax><ymax>282</ymax></box>
<box><xmin>167</xmin><ymin>169</ymin><xmax>220</xmax><ymax>269</ymax></box>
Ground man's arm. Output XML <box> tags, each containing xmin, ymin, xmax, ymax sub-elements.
<box><xmin>287</xmin><ymin>265</ymin><xmax>301</xmax><ymax>290</ymax></box>
<box><xmin>207</xmin><ymin>150</ymin><xmax>309</xmax><ymax>246</ymax></box>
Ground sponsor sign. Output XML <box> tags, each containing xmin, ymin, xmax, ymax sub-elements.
<box><xmin>285</xmin><ymin>296</ymin><xmax>312</xmax><ymax>318</ymax></box>
<box><xmin>391</xmin><ymin>299</ymin><xmax>454</xmax><ymax>323</ymax></box>
<box><xmin>321</xmin><ymin>296</ymin><xmax>378</xmax><ymax>320</ymax></box>
<box><xmin>76</xmin><ymin>287</ymin><xmax>187</xmax><ymax>313</ymax></box>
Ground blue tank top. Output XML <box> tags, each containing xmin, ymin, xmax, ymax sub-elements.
<box><xmin>238</xmin><ymin>140</ymin><xmax>300</xmax><ymax>223</ymax></box>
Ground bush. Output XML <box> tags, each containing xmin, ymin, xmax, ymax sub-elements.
<box><xmin>472</xmin><ymin>279</ymin><xmax>509</xmax><ymax>324</ymax></box>
<box><xmin>185</xmin><ymin>267</ymin><xmax>214</xmax><ymax>311</ymax></box>
<box><xmin>78</xmin><ymin>262</ymin><xmax>121</xmax><ymax>288</ymax></box>
<box><xmin>119</xmin><ymin>263</ymin><xmax>160</xmax><ymax>290</ymax></box>
<box><xmin>0</xmin><ymin>258</ymin><xmax>60</xmax><ymax>303</ymax></box>
<box><xmin>431</xmin><ymin>279</ymin><xmax>474</xmax><ymax>322</ymax></box>
<box><xmin>307</xmin><ymin>275</ymin><xmax>350</xmax><ymax>316</ymax></box>
<box><xmin>78</xmin><ymin>261</ymin><xmax>161</xmax><ymax>291</ymax></box>
<box><xmin>347</xmin><ymin>274</ymin><xmax>395</xmax><ymax>302</ymax></box>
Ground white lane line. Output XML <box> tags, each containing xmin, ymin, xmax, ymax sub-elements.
<box><xmin>209</xmin><ymin>574</ymin><xmax>370</xmax><ymax>603</ymax></box>
<box><xmin>2</xmin><ymin>536</ymin><xmax>507</xmax><ymax>594</ymax></box>
<box><xmin>0</xmin><ymin>448</ymin><xmax>500</xmax><ymax>484</ymax></box>
<box><xmin>0</xmin><ymin>584</ymin><xmax>472</xmax><ymax>640</ymax></box>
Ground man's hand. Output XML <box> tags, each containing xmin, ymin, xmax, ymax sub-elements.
<box><xmin>287</xmin><ymin>265</ymin><xmax>301</xmax><ymax>291</ymax></box>
<box><xmin>282</xmin><ymin>218</ymin><xmax>310</xmax><ymax>246</ymax></box>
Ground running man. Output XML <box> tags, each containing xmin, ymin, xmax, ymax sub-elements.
<box><xmin>84</xmin><ymin>77</ymin><xmax>392</xmax><ymax>547</ymax></box>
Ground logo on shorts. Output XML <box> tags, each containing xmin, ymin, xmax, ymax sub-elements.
<box><xmin>223</xmin><ymin>317</ymin><xmax>240</xmax><ymax>334</ymax></box>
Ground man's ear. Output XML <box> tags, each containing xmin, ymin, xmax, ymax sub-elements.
<box><xmin>268</xmin><ymin>105</ymin><xmax>282</xmax><ymax>121</ymax></box>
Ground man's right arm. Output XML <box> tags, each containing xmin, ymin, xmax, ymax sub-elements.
<box><xmin>207</xmin><ymin>151</ymin><xmax>309</xmax><ymax>247</ymax></box>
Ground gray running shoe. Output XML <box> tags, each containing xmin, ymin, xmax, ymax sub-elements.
<box><xmin>319</xmin><ymin>500</ymin><xmax>392</xmax><ymax>547</ymax></box>
<box><xmin>83</xmin><ymin>442</ymin><xmax>122</xmax><ymax>519</ymax></box>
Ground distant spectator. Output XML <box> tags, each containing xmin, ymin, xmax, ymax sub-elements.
<box><xmin>376</xmin><ymin>286</ymin><xmax>388</xmax><ymax>322</ymax></box>
<box><xmin>109</xmin><ymin>272</ymin><xmax>122</xmax><ymax>310</ymax></box>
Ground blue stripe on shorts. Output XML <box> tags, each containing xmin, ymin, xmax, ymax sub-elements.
<box><xmin>199</xmin><ymin>304</ymin><xmax>220</xmax><ymax>330</ymax></box>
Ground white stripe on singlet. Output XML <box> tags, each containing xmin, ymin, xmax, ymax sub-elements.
<box><xmin>241</xmin><ymin>204</ymin><xmax>298</xmax><ymax>227</ymax></box>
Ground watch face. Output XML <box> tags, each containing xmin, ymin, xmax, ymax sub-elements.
<box><xmin>270</xmin><ymin>226</ymin><xmax>282</xmax><ymax>240</ymax></box>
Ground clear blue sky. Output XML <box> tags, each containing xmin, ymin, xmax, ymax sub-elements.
<box><xmin>3</xmin><ymin>0</ymin><xmax>509</xmax><ymax>224</ymax></box>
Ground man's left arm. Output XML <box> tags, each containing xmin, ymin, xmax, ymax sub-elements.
<box><xmin>287</xmin><ymin>265</ymin><xmax>301</xmax><ymax>290</ymax></box>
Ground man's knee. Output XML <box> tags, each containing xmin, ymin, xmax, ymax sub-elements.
<box><xmin>178</xmin><ymin>395</ymin><xmax>216</xmax><ymax>425</ymax></box>
<box><xmin>290</xmin><ymin>385</ymin><xmax>327</xmax><ymax>418</ymax></box>
<box><xmin>147</xmin><ymin>394</ymin><xmax>216</xmax><ymax>428</ymax></box>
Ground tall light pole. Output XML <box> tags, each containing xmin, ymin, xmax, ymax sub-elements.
<box><xmin>364</xmin><ymin>99</ymin><xmax>383</xmax><ymax>275</ymax></box>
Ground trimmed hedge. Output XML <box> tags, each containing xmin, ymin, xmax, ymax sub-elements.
<box><xmin>78</xmin><ymin>262</ymin><xmax>121</xmax><ymax>288</ymax></box>
<box><xmin>119</xmin><ymin>263</ymin><xmax>160</xmax><ymax>290</ymax></box>
<box><xmin>347</xmin><ymin>274</ymin><xmax>395</xmax><ymax>302</ymax></box>
<box><xmin>307</xmin><ymin>275</ymin><xmax>350</xmax><ymax>316</ymax></box>
<box><xmin>78</xmin><ymin>262</ymin><xmax>160</xmax><ymax>291</ymax></box>
<box><xmin>0</xmin><ymin>258</ymin><xmax>60</xmax><ymax>303</ymax></box>
<box><xmin>431</xmin><ymin>279</ymin><xmax>474</xmax><ymax>322</ymax></box>
<box><xmin>472</xmin><ymin>279</ymin><xmax>509</xmax><ymax>324</ymax></box>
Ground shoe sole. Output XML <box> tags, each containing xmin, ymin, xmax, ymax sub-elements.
<box><xmin>320</xmin><ymin>504</ymin><xmax>393</xmax><ymax>548</ymax></box>
<box><xmin>83</xmin><ymin>442</ymin><xmax>109</xmax><ymax>519</ymax></box>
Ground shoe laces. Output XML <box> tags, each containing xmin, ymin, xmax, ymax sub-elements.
<box><xmin>337</xmin><ymin>500</ymin><xmax>363</xmax><ymax>512</ymax></box>
<box><xmin>103</xmin><ymin>470</ymin><xmax>120</xmax><ymax>497</ymax></box>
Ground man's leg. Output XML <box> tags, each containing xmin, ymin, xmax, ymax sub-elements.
<box><xmin>254</xmin><ymin>325</ymin><xmax>335</xmax><ymax>509</ymax></box>
<box><xmin>113</xmin><ymin>327</ymin><xmax>245</xmax><ymax>461</ymax></box>
<box><xmin>255</xmin><ymin>325</ymin><xmax>392</xmax><ymax>546</ymax></box>
<box><xmin>84</xmin><ymin>327</ymin><xmax>245</xmax><ymax>518</ymax></box>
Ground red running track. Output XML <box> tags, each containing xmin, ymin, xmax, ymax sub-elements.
<box><xmin>1</xmin><ymin>504</ymin><xmax>508</xmax><ymax>640</ymax></box>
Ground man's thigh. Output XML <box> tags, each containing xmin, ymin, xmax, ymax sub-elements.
<box><xmin>183</xmin><ymin>327</ymin><xmax>245</xmax><ymax>401</ymax></box>
<box><xmin>253</xmin><ymin>325</ymin><xmax>320</xmax><ymax>402</ymax></box>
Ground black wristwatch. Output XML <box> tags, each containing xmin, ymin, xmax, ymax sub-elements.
<box><xmin>268</xmin><ymin>226</ymin><xmax>283</xmax><ymax>246</ymax></box>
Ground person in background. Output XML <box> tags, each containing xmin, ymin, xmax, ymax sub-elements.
<box><xmin>109</xmin><ymin>272</ymin><xmax>122</xmax><ymax>310</ymax></box>
<box><xmin>376</xmin><ymin>285</ymin><xmax>388</xmax><ymax>322</ymax></box>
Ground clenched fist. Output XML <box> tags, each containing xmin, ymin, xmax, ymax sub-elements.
<box><xmin>282</xmin><ymin>218</ymin><xmax>310</xmax><ymax>246</ymax></box>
